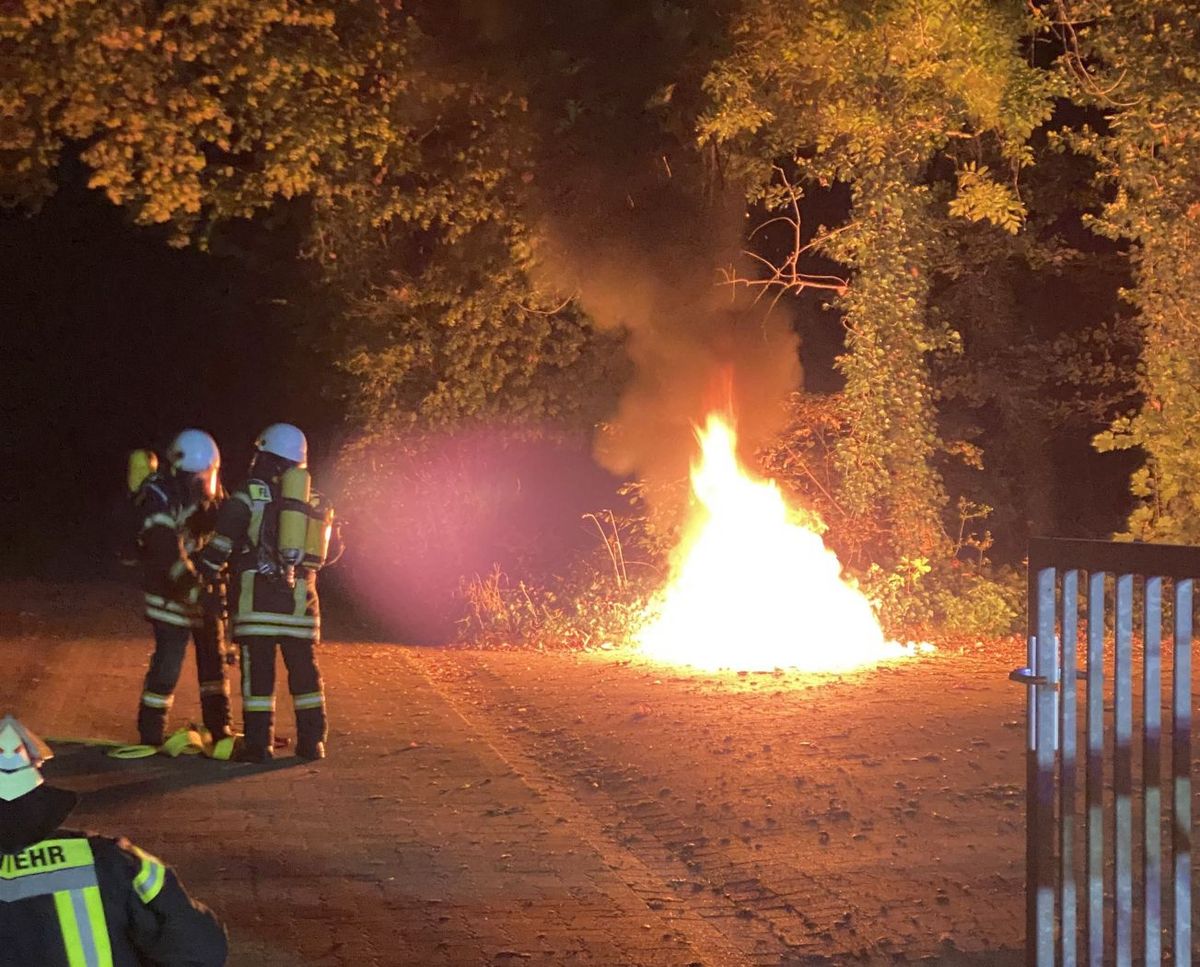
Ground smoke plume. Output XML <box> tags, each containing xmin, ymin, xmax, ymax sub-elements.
<box><xmin>532</xmin><ymin>147</ymin><xmax>801</xmax><ymax>523</ymax></box>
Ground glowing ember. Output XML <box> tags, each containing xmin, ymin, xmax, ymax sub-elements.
<box><xmin>638</xmin><ymin>411</ymin><xmax>922</xmax><ymax>673</ymax></box>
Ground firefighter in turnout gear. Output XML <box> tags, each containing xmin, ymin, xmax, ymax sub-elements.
<box><xmin>133</xmin><ymin>430</ymin><xmax>233</xmax><ymax>747</ymax></box>
<box><xmin>198</xmin><ymin>423</ymin><xmax>330</xmax><ymax>762</ymax></box>
<box><xmin>0</xmin><ymin>714</ymin><xmax>228</xmax><ymax>966</ymax></box>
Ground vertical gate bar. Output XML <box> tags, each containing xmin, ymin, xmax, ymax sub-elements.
<box><xmin>1171</xmin><ymin>579</ymin><xmax>1192</xmax><ymax>967</ymax></box>
<box><xmin>1114</xmin><ymin>573</ymin><xmax>1134</xmax><ymax>967</ymax></box>
<box><xmin>1034</xmin><ymin>565</ymin><xmax>1059</xmax><ymax>966</ymax></box>
<box><xmin>1143</xmin><ymin>577</ymin><xmax>1163</xmax><ymax>965</ymax></box>
<box><xmin>1060</xmin><ymin>569</ymin><xmax>1079</xmax><ymax>967</ymax></box>
<box><xmin>1026</xmin><ymin>624</ymin><xmax>1039</xmax><ymax>967</ymax></box>
<box><xmin>1085</xmin><ymin>571</ymin><xmax>1105</xmax><ymax>967</ymax></box>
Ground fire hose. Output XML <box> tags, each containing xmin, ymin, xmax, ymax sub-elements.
<box><xmin>45</xmin><ymin>727</ymin><xmax>238</xmax><ymax>760</ymax></box>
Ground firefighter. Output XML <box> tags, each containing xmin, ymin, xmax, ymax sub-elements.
<box><xmin>133</xmin><ymin>429</ymin><xmax>232</xmax><ymax>747</ymax></box>
<box><xmin>0</xmin><ymin>714</ymin><xmax>228</xmax><ymax>965</ymax></box>
<box><xmin>198</xmin><ymin>423</ymin><xmax>328</xmax><ymax>762</ymax></box>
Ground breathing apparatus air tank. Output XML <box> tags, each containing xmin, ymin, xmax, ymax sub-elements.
<box><xmin>127</xmin><ymin>449</ymin><xmax>158</xmax><ymax>494</ymax></box>
<box><xmin>278</xmin><ymin>466</ymin><xmax>312</xmax><ymax>587</ymax></box>
<box><xmin>302</xmin><ymin>492</ymin><xmax>335</xmax><ymax>571</ymax></box>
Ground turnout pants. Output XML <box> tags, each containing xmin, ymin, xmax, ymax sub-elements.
<box><xmin>138</xmin><ymin>619</ymin><xmax>232</xmax><ymax>744</ymax></box>
<box><xmin>238</xmin><ymin>635</ymin><xmax>326</xmax><ymax>755</ymax></box>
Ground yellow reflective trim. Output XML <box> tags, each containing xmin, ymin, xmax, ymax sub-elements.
<box><xmin>83</xmin><ymin>886</ymin><xmax>114</xmax><ymax>963</ymax></box>
<box><xmin>54</xmin><ymin>883</ymin><xmax>112</xmax><ymax>967</ymax></box>
<box><xmin>0</xmin><ymin>839</ymin><xmax>94</xmax><ymax>879</ymax></box>
<box><xmin>144</xmin><ymin>594</ymin><xmax>197</xmax><ymax>615</ymax></box>
<box><xmin>145</xmin><ymin>609</ymin><xmax>198</xmax><ymax>628</ymax></box>
<box><xmin>239</xmin><ymin>570</ymin><xmax>255</xmax><ymax>618</ymax></box>
<box><xmin>293</xmin><ymin>578</ymin><xmax>307</xmax><ymax>617</ymax></box>
<box><xmin>54</xmin><ymin>890</ymin><xmax>87</xmax><ymax>967</ymax></box>
<box><xmin>247</xmin><ymin>498</ymin><xmax>266</xmax><ymax>549</ymax></box>
<box><xmin>248</xmin><ymin>483</ymin><xmax>272</xmax><ymax>502</ymax></box>
<box><xmin>235</xmin><ymin>610</ymin><xmax>314</xmax><ymax>627</ymax></box>
<box><xmin>131</xmin><ymin>847</ymin><xmax>166</xmax><ymax>904</ymax></box>
<box><xmin>234</xmin><ymin>624</ymin><xmax>317</xmax><ymax>639</ymax></box>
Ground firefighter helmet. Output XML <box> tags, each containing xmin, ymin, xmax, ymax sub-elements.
<box><xmin>168</xmin><ymin>429</ymin><xmax>221</xmax><ymax>474</ymax></box>
<box><xmin>0</xmin><ymin>715</ymin><xmax>53</xmax><ymax>802</ymax></box>
<box><xmin>256</xmin><ymin>423</ymin><xmax>308</xmax><ymax>468</ymax></box>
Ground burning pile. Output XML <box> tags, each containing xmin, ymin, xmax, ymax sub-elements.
<box><xmin>638</xmin><ymin>411</ymin><xmax>923</xmax><ymax>673</ymax></box>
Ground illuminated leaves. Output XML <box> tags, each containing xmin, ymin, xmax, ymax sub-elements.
<box><xmin>948</xmin><ymin>163</ymin><xmax>1024</xmax><ymax>234</ymax></box>
<box><xmin>1061</xmin><ymin>0</ymin><xmax>1200</xmax><ymax>541</ymax></box>
<box><xmin>701</xmin><ymin>0</ymin><xmax>1055</xmax><ymax>563</ymax></box>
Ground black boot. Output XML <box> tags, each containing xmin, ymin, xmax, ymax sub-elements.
<box><xmin>295</xmin><ymin>707</ymin><xmax>327</xmax><ymax>761</ymax></box>
<box><xmin>241</xmin><ymin>711</ymin><xmax>274</xmax><ymax>762</ymax></box>
<box><xmin>137</xmin><ymin>704</ymin><xmax>166</xmax><ymax>747</ymax></box>
<box><xmin>232</xmin><ymin>737</ymin><xmax>273</xmax><ymax>763</ymax></box>
<box><xmin>200</xmin><ymin>692</ymin><xmax>233</xmax><ymax>740</ymax></box>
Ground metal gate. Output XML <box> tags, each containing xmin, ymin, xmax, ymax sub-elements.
<box><xmin>1014</xmin><ymin>537</ymin><xmax>1197</xmax><ymax>965</ymax></box>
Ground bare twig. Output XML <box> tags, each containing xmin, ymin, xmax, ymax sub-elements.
<box><xmin>606</xmin><ymin>509</ymin><xmax>628</xmax><ymax>588</ymax></box>
<box><xmin>783</xmin><ymin>445</ymin><xmax>849</xmax><ymax>518</ymax></box>
<box><xmin>720</xmin><ymin>166</ymin><xmax>852</xmax><ymax>307</ymax></box>
<box><xmin>584</xmin><ymin>512</ymin><xmax>627</xmax><ymax>590</ymax></box>
<box><xmin>1053</xmin><ymin>0</ymin><xmax>1140</xmax><ymax>107</ymax></box>
<box><xmin>518</xmin><ymin>294</ymin><xmax>576</xmax><ymax>315</ymax></box>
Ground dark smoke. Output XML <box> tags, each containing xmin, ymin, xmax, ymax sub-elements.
<box><xmin>533</xmin><ymin>168</ymin><xmax>801</xmax><ymax>519</ymax></box>
<box><xmin>429</xmin><ymin>2</ymin><xmax>803</xmax><ymax>519</ymax></box>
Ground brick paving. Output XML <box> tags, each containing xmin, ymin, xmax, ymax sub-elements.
<box><xmin>2</xmin><ymin>582</ymin><xmax>1033</xmax><ymax>965</ymax></box>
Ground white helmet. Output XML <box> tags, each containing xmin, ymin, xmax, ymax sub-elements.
<box><xmin>0</xmin><ymin>715</ymin><xmax>52</xmax><ymax>802</ymax></box>
<box><xmin>256</xmin><ymin>423</ymin><xmax>308</xmax><ymax>467</ymax></box>
<box><xmin>168</xmin><ymin>429</ymin><xmax>221</xmax><ymax>474</ymax></box>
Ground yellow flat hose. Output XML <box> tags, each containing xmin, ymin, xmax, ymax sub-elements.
<box><xmin>45</xmin><ymin>730</ymin><xmax>204</xmax><ymax>759</ymax></box>
<box><xmin>106</xmin><ymin>744</ymin><xmax>160</xmax><ymax>759</ymax></box>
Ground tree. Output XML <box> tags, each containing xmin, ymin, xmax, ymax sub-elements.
<box><xmin>1056</xmin><ymin>1</ymin><xmax>1200</xmax><ymax>542</ymax></box>
<box><xmin>8</xmin><ymin>0</ymin><xmax>617</xmax><ymax>430</ymax></box>
<box><xmin>699</xmin><ymin>0</ymin><xmax>1057</xmax><ymax>563</ymax></box>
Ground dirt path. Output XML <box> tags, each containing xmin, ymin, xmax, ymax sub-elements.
<box><xmin>2</xmin><ymin>583</ymin><xmax>1034</xmax><ymax>965</ymax></box>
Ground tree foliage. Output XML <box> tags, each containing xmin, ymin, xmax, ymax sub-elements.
<box><xmin>698</xmin><ymin>0</ymin><xmax>1057</xmax><ymax>562</ymax></box>
<box><xmin>7</xmin><ymin>0</ymin><xmax>1198</xmax><ymax>587</ymax></box>
<box><xmin>6</xmin><ymin>0</ymin><xmax>617</xmax><ymax>430</ymax></box>
<box><xmin>1056</xmin><ymin>1</ymin><xmax>1200</xmax><ymax>542</ymax></box>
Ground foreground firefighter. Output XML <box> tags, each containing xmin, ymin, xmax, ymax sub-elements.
<box><xmin>0</xmin><ymin>715</ymin><xmax>228</xmax><ymax>966</ymax></box>
<box><xmin>198</xmin><ymin>423</ymin><xmax>334</xmax><ymax>762</ymax></box>
<box><xmin>130</xmin><ymin>430</ymin><xmax>233</xmax><ymax>748</ymax></box>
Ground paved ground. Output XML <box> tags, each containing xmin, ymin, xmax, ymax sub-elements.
<box><xmin>2</xmin><ymin>581</ymin><xmax>1032</xmax><ymax>965</ymax></box>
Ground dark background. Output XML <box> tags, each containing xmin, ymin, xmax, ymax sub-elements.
<box><xmin>2</xmin><ymin>161</ymin><xmax>1134</xmax><ymax>602</ymax></box>
<box><xmin>3</xmin><ymin>159</ymin><xmax>334</xmax><ymax>579</ymax></box>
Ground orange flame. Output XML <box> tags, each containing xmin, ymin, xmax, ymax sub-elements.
<box><xmin>638</xmin><ymin>411</ymin><xmax>921</xmax><ymax>672</ymax></box>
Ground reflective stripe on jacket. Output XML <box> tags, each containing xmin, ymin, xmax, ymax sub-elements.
<box><xmin>199</xmin><ymin>479</ymin><xmax>319</xmax><ymax>642</ymax></box>
<box><xmin>0</xmin><ymin>833</ymin><xmax>227</xmax><ymax>967</ymax></box>
<box><xmin>133</xmin><ymin>474</ymin><xmax>219</xmax><ymax>629</ymax></box>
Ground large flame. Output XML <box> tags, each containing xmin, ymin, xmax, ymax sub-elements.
<box><xmin>638</xmin><ymin>412</ymin><xmax>920</xmax><ymax>672</ymax></box>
